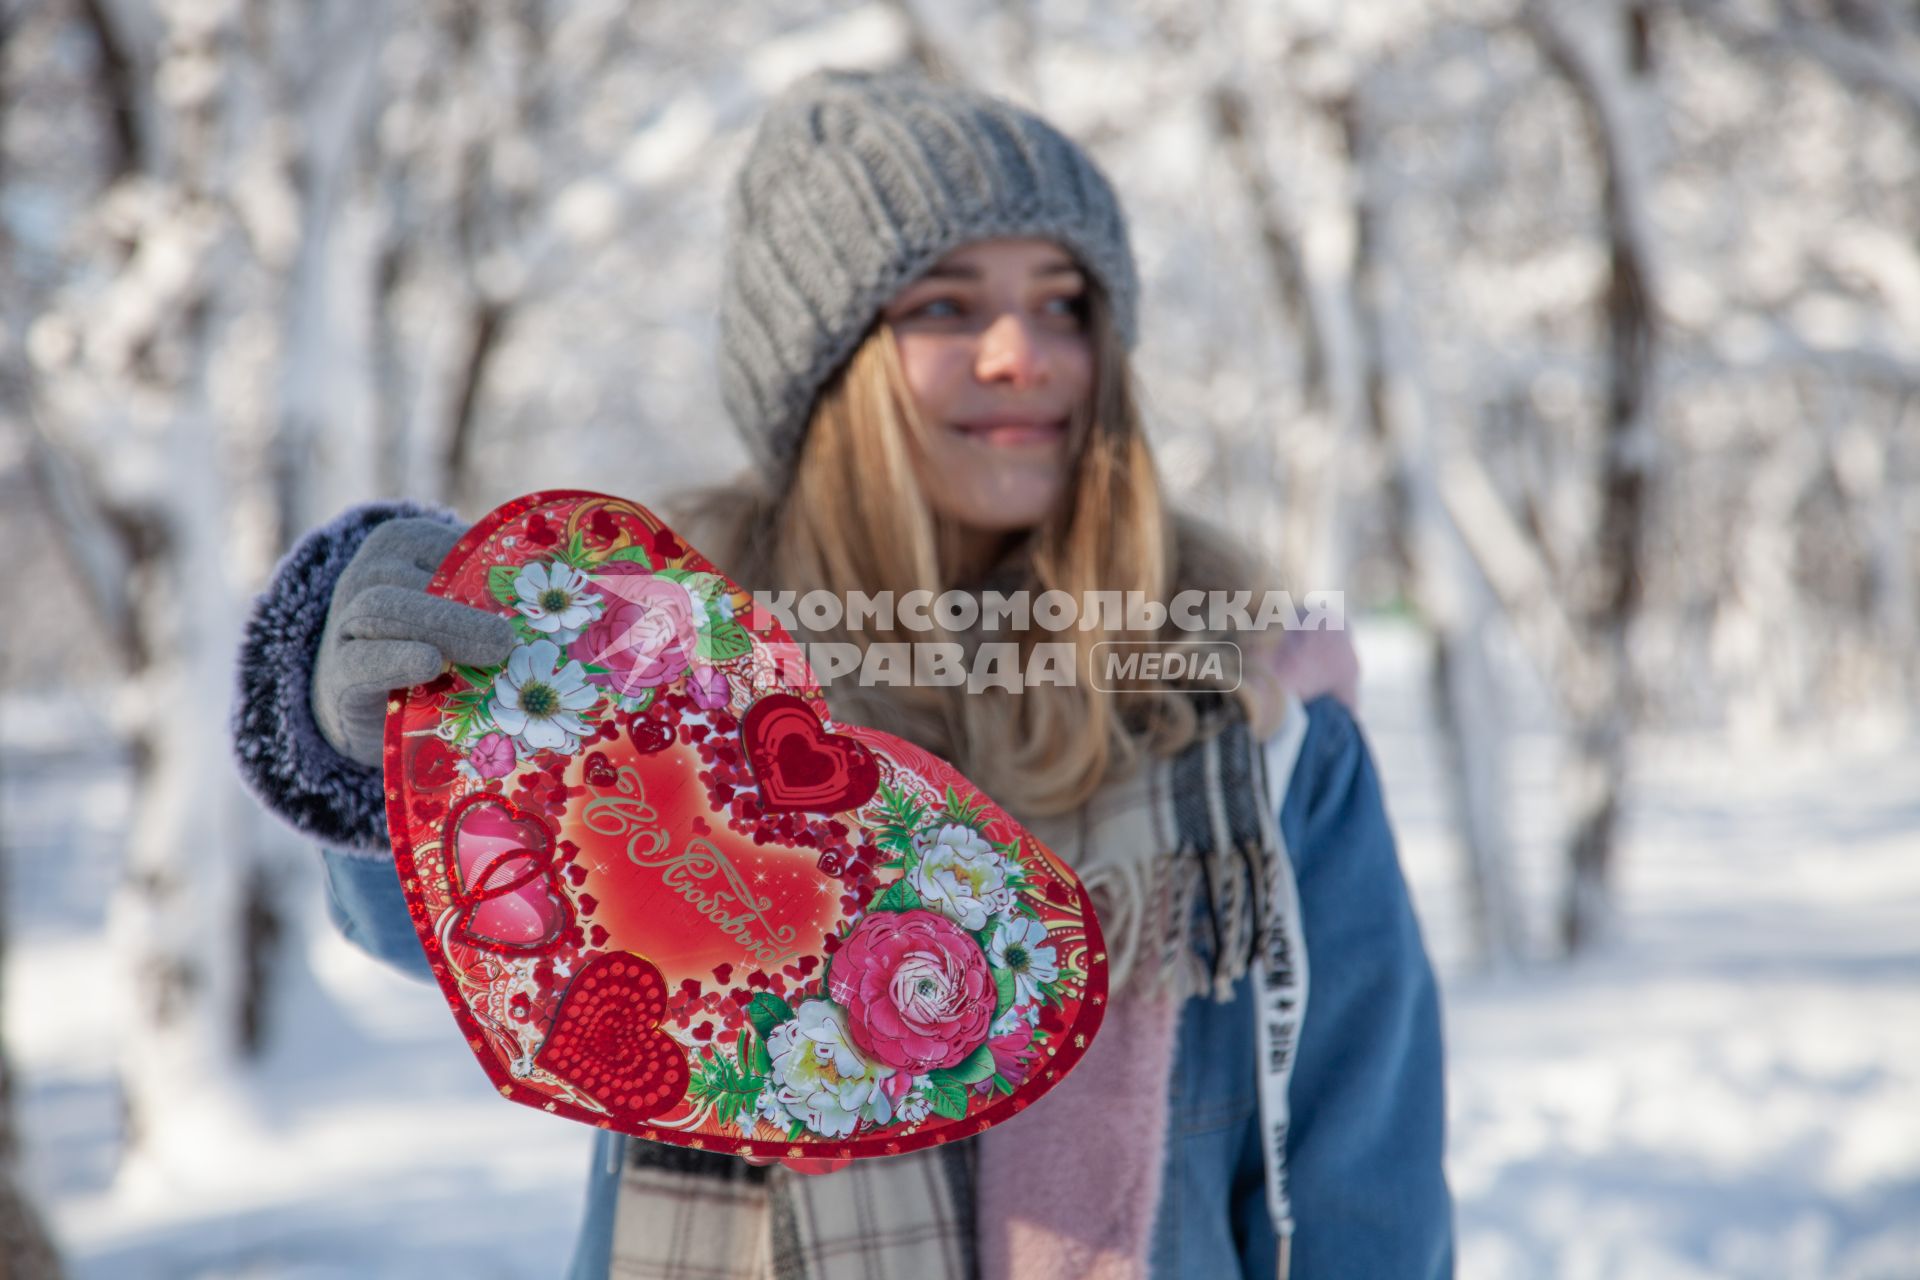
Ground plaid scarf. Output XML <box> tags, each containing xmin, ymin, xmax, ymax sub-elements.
<box><xmin>608</xmin><ymin>1141</ymin><xmax>978</xmax><ymax>1279</ymax></box>
<box><xmin>607</xmin><ymin>707</ymin><xmax>1285</xmax><ymax>1280</ymax></box>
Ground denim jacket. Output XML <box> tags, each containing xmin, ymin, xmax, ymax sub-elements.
<box><xmin>317</xmin><ymin>695</ymin><xmax>1454</xmax><ymax>1279</ymax></box>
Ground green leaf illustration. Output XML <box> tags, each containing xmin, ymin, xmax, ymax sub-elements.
<box><xmin>941</xmin><ymin>784</ymin><xmax>987</xmax><ymax>828</ymax></box>
<box><xmin>867</xmin><ymin>878</ymin><xmax>923</xmax><ymax>914</ymax></box>
<box><xmin>604</xmin><ymin>545</ymin><xmax>653</xmax><ymax>568</ymax></box>
<box><xmin>745</xmin><ymin>992</ymin><xmax>795</xmax><ymax>1041</ymax></box>
<box><xmin>924</xmin><ymin>1078</ymin><xmax>970</xmax><ymax>1122</ymax></box>
<box><xmin>992</xmin><ymin>967</ymin><xmax>1017</xmax><ymax>1018</ymax></box>
<box><xmin>685</xmin><ymin>1040</ymin><xmax>769</xmax><ymax>1128</ymax></box>
<box><xmin>487</xmin><ymin>564</ymin><xmax>519</xmax><ymax>606</ymax></box>
<box><xmin>928</xmin><ymin>1042</ymin><xmax>996</xmax><ymax>1088</ymax></box>
<box><xmin>873</xmin><ymin>782</ymin><xmax>929</xmax><ymax>860</ymax></box>
<box><xmin>696</xmin><ymin>619</ymin><xmax>753</xmax><ymax>663</ymax></box>
<box><xmin>680</xmin><ymin>571</ymin><xmax>724</xmax><ymax>602</ymax></box>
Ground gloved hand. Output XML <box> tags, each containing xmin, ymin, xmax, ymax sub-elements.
<box><xmin>311</xmin><ymin>517</ymin><xmax>516</xmax><ymax>768</ymax></box>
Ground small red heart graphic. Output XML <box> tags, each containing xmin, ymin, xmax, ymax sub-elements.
<box><xmin>407</xmin><ymin>734</ymin><xmax>461</xmax><ymax>791</ymax></box>
<box><xmin>535</xmin><ymin>951</ymin><xmax>687</xmax><ymax>1123</ymax></box>
<box><xmin>628</xmin><ymin>716</ymin><xmax>673</xmax><ymax>755</ymax></box>
<box><xmin>445</xmin><ymin>796</ymin><xmax>573</xmax><ymax>955</ymax></box>
<box><xmin>583</xmin><ymin>751</ymin><xmax>617</xmax><ymax>788</ymax></box>
<box><xmin>740</xmin><ymin>693</ymin><xmax>880</xmax><ymax>814</ymax></box>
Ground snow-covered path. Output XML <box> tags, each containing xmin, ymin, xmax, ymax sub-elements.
<box><xmin>9</xmin><ymin>621</ymin><xmax>1918</xmax><ymax>1278</ymax></box>
<box><xmin>1364</xmin><ymin>625</ymin><xmax>1920</xmax><ymax>1280</ymax></box>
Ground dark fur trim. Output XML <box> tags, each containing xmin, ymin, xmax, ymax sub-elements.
<box><xmin>230</xmin><ymin>501</ymin><xmax>460</xmax><ymax>853</ymax></box>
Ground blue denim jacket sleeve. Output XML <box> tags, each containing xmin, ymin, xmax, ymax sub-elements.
<box><xmin>320</xmin><ymin>847</ymin><xmax>435</xmax><ymax>982</ymax></box>
<box><xmin>1276</xmin><ymin>695</ymin><xmax>1455</xmax><ymax>1278</ymax></box>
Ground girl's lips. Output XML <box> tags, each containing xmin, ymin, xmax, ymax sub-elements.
<box><xmin>951</xmin><ymin>417</ymin><xmax>1068</xmax><ymax>447</ymax></box>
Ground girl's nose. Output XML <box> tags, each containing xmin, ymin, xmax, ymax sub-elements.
<box><xmin>974</xmin><ymin>312</ymin><xmax>1047</xmax><ymax>388</ymax></box>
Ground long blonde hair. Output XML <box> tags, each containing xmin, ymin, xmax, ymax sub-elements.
<box><xmin>668</xmin><ymin>283</ymin><xmax>1284</xmax><ymax>817</ymax></box>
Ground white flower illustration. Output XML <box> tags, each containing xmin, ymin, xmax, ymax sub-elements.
<box><xmin>908</xmin><ymin>823</ymin><xmax>1011</xmax><ymax>932</ymax></box>
<box><xmin>512</xmin><ymin>560</ymin><xmax>603</xmax><ymax>644</ymax></box>
<box><xmin>766</xmin><ymin>1000</ymin><xmax>896</xmax><ymax>1139</ymax></box>
<box><xmin>489</xmin><ymin>639</ymin><xmax>597</xmax><ymax>754</ymax></box>
<box><xmin>735</xmin><ymin>1084</ymin><xmax>787</xmax><ymax>1138</ymax></box>
<box><xmin>988</xmin><ymin>916</ymin><xmax>1060</xmax><ymax>1005</ymax></box>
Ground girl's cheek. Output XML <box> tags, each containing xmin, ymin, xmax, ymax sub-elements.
<box><xmin>895</xmin><ymin>340</ymin><xmax>966</xmax><ymax>420</ymax></box>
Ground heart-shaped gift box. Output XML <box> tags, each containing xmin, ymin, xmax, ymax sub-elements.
<box><xmin>383</xmin><ymin>490</ymin><xmax>1108</xmax><ymax>1163</ymax></box>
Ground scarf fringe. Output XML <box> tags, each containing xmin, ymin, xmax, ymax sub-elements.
<box><xmin>1029</xmin><ymin>709</ymin><xmax>1279</xmax><ymax>1009</ymax></box>
<box><xmin>1086</xmin><ymin>832</ymin><xmax>1267</xmax><ymax>1006</ymax></box>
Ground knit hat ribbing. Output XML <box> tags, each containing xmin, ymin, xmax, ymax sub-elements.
<box><xmin>717</xmin><ymin>68</ymin><xmax>1139</xmax><ymax>480</ymax></box>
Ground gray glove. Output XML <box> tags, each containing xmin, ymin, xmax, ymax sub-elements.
<box><xmin>311</xmin><ymin>517</ymin><xmax>516</xmax><ymax>767</ymax></box>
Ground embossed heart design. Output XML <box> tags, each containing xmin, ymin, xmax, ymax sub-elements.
<box><xmin>741</xmin><ymin>692</ymin><xmax>880</xmax><ymax>814</ymax></box>
<box><xmin>385</xmin><ymin>490</ymin><xmax>1108</xmax><ymax>1165</ymax></box>
<box><xmin>445</xmin><ymin>795</ymin><xmax>574</xmax><ymax>955</ymax></box>
<box><xmin>534</xmin><ymin>951</ymin><xmax>687</xmax><ymax>1123</ymax></box>
<box><xmin>582</xmin><ymin>750</ymin><xmax>618</xmax><ymax>789</ymax></box>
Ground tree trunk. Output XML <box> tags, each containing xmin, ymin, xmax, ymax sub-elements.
<box><xmin>1342</xmin><ymin>90</ymin><xmax>1527</xmax><ymax>969</ymax></box>
<box><xmin>114</xmin><ymin>412</ymin><xmax>257</xmax><ymax>1154</ymax></box>
<box><xmin>1532</xmin><ymin>2</ymin><xmax>1660</xmax><ymax>953</ymax></box>
<box><xmin>0</xmin><ymin>1168</ymin><xmax>64</xmax><ymax>1280</ymax></box>
<box><xmin>1211</xmin><ymin>80</ymin><xmax>1359</xmax><ymax>594</ymax></box>
<box><xmin>0</xmin><ymin>707</ymin><xmax>65</xmax><ymax>1280</ymax></box>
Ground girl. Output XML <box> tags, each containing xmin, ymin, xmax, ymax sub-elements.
<box><xmin>233</xmin><ymin>68</ymin><xmax>1449</xmax><ymax>1280</ymax></box>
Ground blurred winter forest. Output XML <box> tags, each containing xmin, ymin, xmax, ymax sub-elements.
<box><xmin>2</xmin><ymin>0</ymin><xmax>1916</xmax><ymax>1276</ymax></box>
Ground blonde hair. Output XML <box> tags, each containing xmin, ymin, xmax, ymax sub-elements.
<box><xmin>668</xmin><ymin>284</ymin><xmax>1284</xmax><ymax>817</ymax></box>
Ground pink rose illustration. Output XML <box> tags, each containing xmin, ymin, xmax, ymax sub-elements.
<box><xmin>687</xmin><ymin>663</ymin><xmax>730</xmax><ymax>710</ymax></box>
<box><xmin>468</xmin><ymin>732</ymin><xmax>516</xmax><ymax>779</ymax></box>
<box><xmin>827</xmin><ymin>909</ymin><xmax>995</xmax><ymax>1073</ymax></box>
<box><xmin>567</xmin><ymin>564</ymin><xmax>700</xmax><ymax>697</ymax></box>
<box><xmin>976</xmin><ymin>1018</ymin><xmax>1038</xmax><ymax>1095</ymax></box>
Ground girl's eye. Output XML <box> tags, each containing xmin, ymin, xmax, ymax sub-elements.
<box><xmin>910</xmin><ymin>298</ymin><xmax>962</xmax><ymax>320</ymax></box>
<box><xmin>1044</xmin><ymin>294</ymin><xmax>1089</xmax><ymax>322</ymax></box>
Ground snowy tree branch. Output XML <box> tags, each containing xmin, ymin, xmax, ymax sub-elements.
<box><xmin>1680</xmin><ymin>0</ymin><xmax>1920</xmax><ymax>121</ymax></box>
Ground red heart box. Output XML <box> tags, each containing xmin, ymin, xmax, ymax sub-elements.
<box><xmin>384</xmin><ymin>490</ymin><xmax>1108</xmax><ymax>1163</ymax></box>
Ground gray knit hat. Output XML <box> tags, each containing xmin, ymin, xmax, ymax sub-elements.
<box><xmin>717</xmin><ymin>68</ymin><xmax>1140</xmax><ymax>480</ymax></box>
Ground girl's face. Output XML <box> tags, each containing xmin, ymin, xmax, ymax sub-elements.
<box><xmin>882</xmin><ymin>237</ymin><xmax>1094</xmax><ymax>545</ymax></box>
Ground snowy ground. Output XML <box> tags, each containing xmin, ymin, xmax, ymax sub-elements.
<box><xmin>8</xmin><ymin>619</ymin><xmax>1919</xmax><ymax>1278</ymax></box>
<box><xmin>1362</xmin><ymin>626</ymin><xmax>1920</xmax><ymax>1280</ymax></box>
